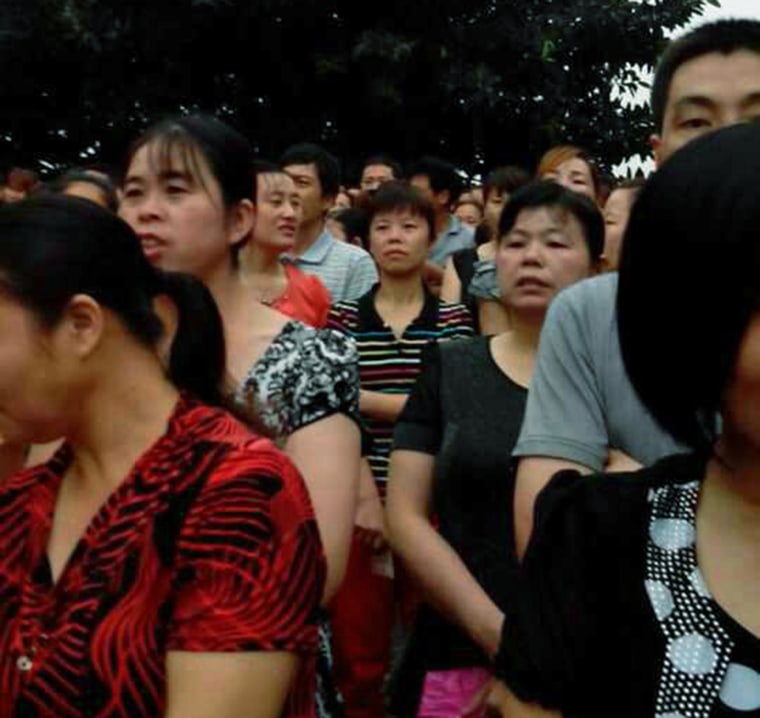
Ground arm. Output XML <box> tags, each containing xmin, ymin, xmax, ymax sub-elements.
<box><xmin>355</xmin><ymin>457</ymin><xmax>386</xmax><ymax>550</ymax></box>
<box><xmin>359</xmin><ymin>390</ymin><xmax>408</xmax><ymax>423</ymax></box>
<box><xmin>514</xmin><ymin>457</ymin><xmax>591</xmax><ymax>560</ymax></box>
<box><xmin>286</xmin><ymin>413</ymin><xmax>361</xmax><ymax>603</ymax></box>
<box><xmin>166</xmin><ymin>651</ymin><xmax>298</xmax><ymax>718</ymax></box>
<box><xmin>439</xmin><ymin>256</ymin><xmax>462</xmax><ymax>303</ymax></box>
<box><xmin>386</xmin><ymin>449</ymin><xmax>503</xmax><ymax>657</ymax></box>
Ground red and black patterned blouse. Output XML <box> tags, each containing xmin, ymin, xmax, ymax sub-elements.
<box><xmin>0</xmin><ymin>397</ymin><xmax>325</xmax><ymax>718</ymax></box>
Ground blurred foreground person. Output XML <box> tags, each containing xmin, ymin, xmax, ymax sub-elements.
<box><xmin>0</xmin><ymin>196</ymin><xmax>323</xmax><ymax>718</ymax></box>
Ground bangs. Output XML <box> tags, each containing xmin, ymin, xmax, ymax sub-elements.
<box><xmin>127</xmin><ymin>123</ymin><xmax>211</xmax><ymax>196</ymax></box>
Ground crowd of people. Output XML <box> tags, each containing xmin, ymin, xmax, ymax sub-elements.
<box><xmin>0</xmin><ymin>15</ymin><xmax>759</xmax><ymax>718</ymax></box>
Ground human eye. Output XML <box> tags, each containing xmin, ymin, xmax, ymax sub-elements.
<box><xmin>123</xmin><ymin>185</ymin><xmax>143</xmax><ymax>200</ymax></box>
<box><xmin>678</xmin><ymin>116</ymin><xmax>712</xmax><ymax>131</ymax></box>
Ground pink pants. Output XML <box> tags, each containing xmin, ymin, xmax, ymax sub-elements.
<box><xmin>417</xmin><ymin>667</ymin><xmax>492</xmax><ymax>718</ymax></box>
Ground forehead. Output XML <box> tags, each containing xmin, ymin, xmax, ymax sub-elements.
<box><xmin>556</xmin><ymin>157</ymin><xmax>591</xmax><ymax>175</ymax></box>
<box><xmin>127</xmin><ymin>139</ymin><xmax>213</xmax><ymax>183</ymax></box>
<box><xmin>511</xmin><ymin>206</ymin><xmax>579</xmax><ymax>232</ymax></box>
<box><xmin>362</xmin><ymin>164</ymin><xmax>394</xmax><ymax>178</ymax></box>
<box><xmin>257</xmin><ymin>171</ymin><xmax>296</xmax><ymax>194</ymax></box>
<box><xmin>605</xmin><ymin>188</ymin><xmax>636</xmax><ymax>211</ymax></box>
<box><xmin>667</xmin><ymin>50</ymin><xmax>760</xmax><ymax>113</ymax></box>
<box><xmin>284</xmin><ymin>163</ymin><xmax>319</xmax><ymax>182</ymax></box>
<box><xmin>371</xmin><ymin>207</ymin><xmax>423</xmax><ymax>223</ymax></box>
<box><xmin>410</xmin><ymin>174</ymin><xmax>432</xmax><ymax>189</ymax></box>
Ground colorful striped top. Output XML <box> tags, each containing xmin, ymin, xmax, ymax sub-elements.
<box><xmin>327</xmin><ymin>284</ymin><xmax>473</xmax><ymax>493</ymax></box>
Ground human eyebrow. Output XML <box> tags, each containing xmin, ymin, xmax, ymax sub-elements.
<box><xmin>159</xmin><ymin>170</ymin><xmax>194</xmax><ymax>184</ymax></box>
<box><xmin>673</xmin><ymin>96</ymin><xmax>717</xmax><ymax>114</ymax></box>
<box><xmin>739</xmin><ymin>92</ymin><xmax>760</xmax><ymax>109</ymax></box>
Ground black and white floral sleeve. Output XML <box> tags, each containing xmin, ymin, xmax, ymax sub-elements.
<box><xmin>237</xmin><ymin>321</ymin><xmax>360</xmax><ymax>439</ymax></box>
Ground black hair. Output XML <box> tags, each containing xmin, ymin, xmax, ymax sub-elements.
<box><xmin>407</xmin><ymin>156</ymin><xmax>464</xmax><ymax>205</ymax></box>
<box><xmin>0</xmin><ymin>195</ymin><xmax>227</xmax><ymax>407</ymax></box>
<box><xmin>365</xmin><ymin>180</ymin><xmax>436</xmax><ymax>242</ymax></box>
<box><xmin>279</xmin><ymin>142</ymin><xmax>341</xmax><ymax>199</ymax></box>
<box><xmin>47</xmin><ymin>169</ymin><xmax>119</xmax><ymax>212</ymax></box>
<box><xmin>125</xmin><ymin>114</ymin><xmax>255</xmax><ymax>209</ymax></box>
<box><xmin>329</xmin><ymin>207</ymin><xmax>370</xmax><ymax>250</ymax></box>
<box><xmin>483</xmin><ymin>165</ymin><xmax>531</xmax><ymax>201</ymax></box>
<box><xmin>651</xmin><ymin>19</ymin><xmax>760</xmax><ymax>133</ymax></box>
<box><xmin>618</xmin><ymin>123</ymin><xmax>760</xmax><ymax>454</ymax></box>
<box><xmin>498</xmin><ymin>181</ymin><xmax>604</xmax><ymax>262</ymax></box>
<box><xmin>362</xmin><ymin>154</ymin><xmax>403</xmax><ymax>180</ymax></box>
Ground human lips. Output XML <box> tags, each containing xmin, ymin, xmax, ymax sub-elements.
<box><xmin>277</xmin><ymin>221</ymin><xmax>297</xmax><ymax>238</ymax></box>
<box><xmin>515</xmin><ymin>276</ymin><xmax>551</xmax><ymax>290</ymax></box>
<box><xmin>138</xmin><ymin>233</ymin><xmax>168</xmax><ymax>261</ymax></box>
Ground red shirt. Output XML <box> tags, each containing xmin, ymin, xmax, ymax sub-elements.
<box><xmin>272</xmin><ymin>264</ymin><xmax>331</xmax><ymax>328</ymax></box>
<box><xmin>0</xmin><ymin>397</ymin><xmax>324</xmax><ymax>718</ymax></box>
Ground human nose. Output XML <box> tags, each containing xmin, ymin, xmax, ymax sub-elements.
<box><xmin>136</xmin><ymin>190</ymin><xmax>165</xmax><ymax>221</ymax></box>
<box><xmin>522</xmin><ymin>239</ymin><xmax>544</xmax><ymax>264</ymax></box>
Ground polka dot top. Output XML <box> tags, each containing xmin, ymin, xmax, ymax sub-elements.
<box><xmin>493</xmin><ymin>453</ymin><xmax>760</xmax><ymax>718</ymax></box>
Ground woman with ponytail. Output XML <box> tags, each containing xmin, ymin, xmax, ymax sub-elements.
<box><xmin>0</xmin><ymin>196</ymin><xmax>324</xmax><ymax>718</ymax></box>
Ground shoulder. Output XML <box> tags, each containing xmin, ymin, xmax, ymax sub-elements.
<box><xmin>436</xmin><ymin>299</ymin><xmax>474</xmax><ymax>328</ymax></box>
<box><xmin>267</xmin><ymin>321</ymin><xmax>358</xmax><ymax>369</ymax></box>
<box><xmin>548</xmin><ymin>273</ymin><xmax>617</xmax><ymax>322</ymax></box>
<box><xmin>530</xmin><ymin>452</ymin><xmax>704</xmax><ymax>557</ymax></box>
<box><xmin>329</xmin><ymin>238</ymin><xmax>373</xmax><ymax>264</ymax></box>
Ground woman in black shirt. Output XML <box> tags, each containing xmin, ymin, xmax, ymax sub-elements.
<box><xmin>385</xmin><ymin>182</ymin><xmax>604</xmax><ymax>717</ymax></box>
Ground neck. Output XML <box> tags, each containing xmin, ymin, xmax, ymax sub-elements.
<box><xmin>66</xmin><ymin>350</ymin><xmax>180</xmax><ymax>491</ymax></box>
<box><xmin>239</xmin><ymin>242</ymin><xmax>285</xmax><ymax>279</ymax></box>
<box><xmin>294</xmin><ymin>217</ymin><xmax>325</xmax><ymax>255</ymax></box>
<box><xmin>709</xmin><ymin>431</ymin><xmax>760</xmax><ymax>509</ymax></box>
<box><xmin>375</xmin><ymin>273</ymin><xmax>425</xmax><ymax>305</ymax></box>
<box><xmin>202</xmin><ymin>260</ymin><xmax>242</xmax><ymax>318</ymax></box>
<box><xmin>508</xmin><ymin>309</ymin><xmax>545</xmax><ymax>349</ymax></box>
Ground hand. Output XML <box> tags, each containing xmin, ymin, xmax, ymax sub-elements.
<box><xmin>355</xmin><ymin>495</ymin><xmax>387</xmax><ymax>552</ymax></box>
<box><xmin>605</xmin><ymin>449</ymin><xmax>643</xmax><ymax>473</ymax></box>
<box><xmin>463</xmin><ymin>679</ymin><xmax>561</xmax><ymax>718</ymax></box>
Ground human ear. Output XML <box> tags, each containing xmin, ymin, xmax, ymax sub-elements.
<box><xmin>649</xmin><ymin>134</ymin><xmax>663</xmax><ymax>168</ymax></box>
<box><xmin>60</xmin><ymin>294</ymin><xmax>105</xmax><ymax>358</ymax></box>
<box><xmin>226</xmin><ymin>199</ymin><xmax>255</xmax><ymax>248</ymax></box>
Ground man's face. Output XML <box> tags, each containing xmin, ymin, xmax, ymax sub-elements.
<box><xmin>652</xmin><ymin>50</ymin><xmax>760</xmax><ymax>166</ymax></box>
<box><xmin>360</xmin><ymin>164</ymin><xmax>395</xmax><ymax>191</ymax></box>
<box><xmin>410</xmin><ymin>174</ymin><xmax>448</xmax><ymax>214</ymax></box>
<box><xmin>283</xmin><ymin>163</ymin><xmax>333</xmax><ymax>225</ymax></box>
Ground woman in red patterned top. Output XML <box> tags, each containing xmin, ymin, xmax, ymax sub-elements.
<box><xmin>0</xmin><ymin>196</ymin><xmax>324</xmax><ymax>718</ymax></box>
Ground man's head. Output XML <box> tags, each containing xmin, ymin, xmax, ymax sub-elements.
<box><xmin>280</xmin><ymin>143</ymin><xmax>341</xmax><ymax>226</ymax></box>
<box><xmin>408</xmin><ymin>156</ymin><xmax>464</xmax><ymax>219</ymax></box>
<box><xmin>360</xmin><ymin>154</ymin><xmax>402</xmax><ymax>192</ymax></box>
<box><xmin>651</xmin><ymin>19</ymin><xmax>760</xmax><ymax>165</ymax></box>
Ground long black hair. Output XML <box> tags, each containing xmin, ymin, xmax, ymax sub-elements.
<box><xmin>0</xmin><ymin>195</ymin><xmax>227</xmax><ymax>407</ymax></box>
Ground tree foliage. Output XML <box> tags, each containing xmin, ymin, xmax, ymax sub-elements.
<box><xmin>0</xmin><ymin>0</ymin><xmax>718</xmax><ymax>178</ymax></box>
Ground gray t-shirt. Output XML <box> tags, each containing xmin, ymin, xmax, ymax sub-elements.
<box><xmin>513</xmin><ymin>273</ymin><xmax>684</xmax><ymax>471</ymax></box>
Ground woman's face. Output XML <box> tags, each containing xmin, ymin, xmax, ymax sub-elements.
<box><xmin>253</xmin><ymin>172</ymin><xmax>302</xmax><ymax>253</ymax></box>
<box><xmin>119</xmin><ymin>141</ymin><xmax>242</xmax><ymax>281</ymax></box>
<box><xmin>369</xmin><ymin>208</ymin><xmax>430</xmax><ymax>277</ymax></box>
<box><xmin>455</xmin><ymin>201</ymin><xmax>483</xmax><ymax>228</ymax></box>
<box><xmin>0</xmin><ymin>296</ymin><xmax>77</xmax><ymax>444</ymax></box>
<box><xmin>603</xmin><ymin>188</ymin><xmax>636</xmax><ymax>271</ymax></box>
<box><xmin>497</xmin><ymin>206</ymin><xmax>594</xmax><ymax>316</ymax></box>
<box><xmin>542</xmin><ymin>157</ymin><xmax>596</xmax><ymax>201</ymax></box>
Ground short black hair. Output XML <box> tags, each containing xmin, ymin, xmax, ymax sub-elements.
<box><xmin>651</xmin><ymin>19</ymin><xmax>760</xmax><ymax>132</ymax></box>
<box><xmin>617</xmin><ymin>123</ymin><xmax>760</xmax><ymax>453</ymax></box>
<box><xmin>498</xmin><ymin>181</ymin><xmax>604</xmax><ymax>262</ymax></box>
<box><xmin>330</xmin><ymin>207</ymin><xmax>370</xmax><ymax>249</ymax></box>
<box><xmin>365</xmin><ymin>180</ymin><xmax>436</xmax><ymax>241</ymax></box>
<box><xmin>47</xmin><ymin>169</ymin><xmax>119</xmax><ymax>212</ymax></box>
<box><xmin>280</xmin><ymin>142</ymin><xmax>341</xmax><ymax>199</ymax></box>
<box><xmin>407</xmin><ymin>156</ymin><xmax>464</xmax><ymax>204</ymax></box>
<box><xmin>362</xmin><ymin>154</ymin><xmax>403</xmax><ymax>179</ymax></box>
<box><xmin>483</xmin><ymin>165</ymin><xmax>531</xmax><ymax>201</ymax></box>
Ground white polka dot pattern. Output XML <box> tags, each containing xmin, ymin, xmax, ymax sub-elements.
<box><xmin>646</xmin><ymin>480</ymin><xmax>733</xmax><ymax>718</ymax></box>
<box><xmin>719</xmin><ymin>664</ymin><xmax>760</xmax><ymax>712</ymax></box>
<box><xmin>667</xmin><ymin>634</ymin><xmax>717</xmax><ymax>675</ymax></box>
